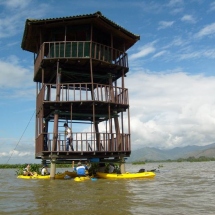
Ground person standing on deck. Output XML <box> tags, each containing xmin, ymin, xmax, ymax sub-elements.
<box><xmin>64</xmin><ymin>123</ymin><xmax>74</xmax><ymax>151</ymax></box>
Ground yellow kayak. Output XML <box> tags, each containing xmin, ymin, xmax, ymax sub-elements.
<box><xmin>96</xmin><ymin>171</ymin><xmax>156</xmax><ymax>179</ymax></box>
<box><xmin>55</xmin><ymin>171</ymin><xmax>77</xmax><ymax>179</ymax></box>
<box><xmin>17</xmin><ymin>171</ymin><xmax>77</xmax><ymax>180</ymax></box>
<box><xmin>74</xmin><ymin>176</ymin><xmax>90</xmax><ymax>182</ymax></box>
<box><xmin>17</xmin><ymin>174</ymin><xmax>50</xmax><ymax>179</ymax></box>
<box><xmin>65</xmin><ymin>171</ymin><xmax>77</xmax><ymax>177</ymax></box>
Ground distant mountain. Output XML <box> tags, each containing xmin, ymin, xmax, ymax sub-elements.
<box><xmin>127</xmin><ymin>143</ymin><xmax>215</xmax><ymax>162</ymax></box>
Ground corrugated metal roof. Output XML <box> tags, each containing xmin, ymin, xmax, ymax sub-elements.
<box><xmin>25</xmin><ymin>11</ymin><xmax>139</xmax><ymax>38</ymax></box>
<box><xmin>21</xmin><ymin>11</ymin><xmax>140</xmax><ymax>52</ymax></box>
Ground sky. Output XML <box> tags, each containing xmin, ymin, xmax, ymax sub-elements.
<box><xmin>1</xmin><ymin>0</ymin><xmax>215</xmax><ymax>164</ymax></box>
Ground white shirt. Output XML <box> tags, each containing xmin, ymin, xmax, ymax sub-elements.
<box><xmin>65</xmin><ymin>126</ymin><xmax>72</xmax><ymax>138</ymax></box>
<box><xmin>41</xmin><ymin>167</ymin><xmax>49</xmax><ymax>175</ymax></box>
<box><xmin>109</xmin><ymin>165</ymin><xmax>114</xmax><ymax>173</ymax></box>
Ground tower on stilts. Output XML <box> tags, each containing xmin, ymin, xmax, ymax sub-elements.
<box><xmin>21</xmin><ymin>11</ymin><xmax>140</xmax><ymax>178</ymax></box>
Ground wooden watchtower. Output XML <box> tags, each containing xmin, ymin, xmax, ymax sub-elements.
<box><xmin>21</xmin><ymin>11</ymin><xmax>140</xmax><ymax>178</ymax></box>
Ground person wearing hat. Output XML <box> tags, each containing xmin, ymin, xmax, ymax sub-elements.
<box><xmin>64</xmin><ymin>123</ymin><xmax>74</xmax><ymax>151</ymax></box>
<box><xmin>41</xmin><ymin>165</ymin><xmax>50</xmax><ymax>175</ymax></box>
<box><xmin>72</xmin><ymin>161</ymin><xmax>88</xmax><ymax>176</ymax></box>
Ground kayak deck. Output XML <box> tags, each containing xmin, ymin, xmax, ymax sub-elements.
<box><xmin>17</xmin><ymin>174</ymin><xmax>50</xmax><ymax>179</ymax></box>
<box><xmin>96</xmin><ymin>171</ymin><xmax>156</xmax><ymax>179</ymax></box>
<box><xmin>17</xmin><ymin>171</ymin><xmax>77</xmax><ymax>180</ymax></box>
<box><xmin>55</xmin><ymin>171</ymin><xmax>77</xmax><ymax>179</ymax></box>
<box><xmin>17</xmin><ymin>171</ymin><xmax>156</xmax><ymax>180</ymax></box>
<box><xmin>74</xmin><ymin>176</ymin><xmax>90</xmax><ymax>182</ymax></box>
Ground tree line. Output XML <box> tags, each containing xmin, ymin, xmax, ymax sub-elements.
<box><xmin>135</xmin><ymin>156</ymin><xmax>215</xmax><ymax>163</ymax></box>
<box><xmin>0</xmin><ymin>163</ymin><xmax>72</xmax><ymax>169</ymax></box>
<box><xmin>0</xmin><ymin>156</ymin><xmax>215</xmax><ymax>169</ymax></box>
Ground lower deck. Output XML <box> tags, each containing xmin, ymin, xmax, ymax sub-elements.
<box><xmin>39</xmin><ymin>151</ymin><xmax>130</xmax><ymax>163</ymax></box>
<box><xmin>36</xmin><ymin>132</ymin><xmax>131</xmax><ymax>161</ymax></box>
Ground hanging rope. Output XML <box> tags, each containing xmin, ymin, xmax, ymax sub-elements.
<box><xmin>4</xmin><ymin>109</ymin><xmax>36</xmax><ymax>165</ymax></box>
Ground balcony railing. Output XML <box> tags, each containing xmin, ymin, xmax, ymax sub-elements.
<box><xmin>35</xmin><ymin>132</ymin><xmax>131</xmax><ymax>154</ymax></box>
<box><xmin>34</xmin><ymin>41</ymin><xmax>128</xmax><ymax>76</ymax></box>
<box><xmin>37</xmin><ymin>83</ymin><xmax>128</xmax><ymax>110</ymax></box>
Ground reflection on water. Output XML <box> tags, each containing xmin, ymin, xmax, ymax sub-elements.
<box><xmin>0</xmin><ymin>162</ymin><xmax>215</xmax><ymax>215</ymax></box>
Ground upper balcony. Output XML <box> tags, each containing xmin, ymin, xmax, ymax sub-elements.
<box><xmin>36</xmin><ymin>82</ymin><xmax>129</xmax><ymax>121</ymax></box>
<box><xmin>34</xmin><ymin>41</ymin><xmax>129</xmax><ymax>82</ymax></box>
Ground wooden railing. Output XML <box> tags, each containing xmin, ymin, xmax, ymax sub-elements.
<box><xmin>35</xmin><ymin>132</ymin><xmax>131</xmax><ymax>154</ymax></box>
<box><xmin>36</xmin><ymin>83</ymin><xmax>128</xmax><ymax>111</ymax></box>
<box><xmin>34</xmin><ymin>41</ymin><xmax>128</xmax><ymax>75</ymax></box>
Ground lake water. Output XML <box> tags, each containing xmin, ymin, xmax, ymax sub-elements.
<box><xmin>0</xmin><ymin>162</ymin><xmax>215</xmax><ymax>215</ymax></box>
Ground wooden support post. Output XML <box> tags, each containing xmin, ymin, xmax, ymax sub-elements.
<box><xmin>114</xmin><ymin>117</ymin><xmax>121</xmax><ymax>150</ymax></box>
<box><xmin>52</xmin><ymin>61</ymin><xmax>61</xmax><ymax>151</ymax></box>
<box><xmin>50</xmin><ymin>155</ymin><xmax>57</xmax><ymax>179</ymax></box>
<box><xmin>95</xmin><ymin>122</ymin><xmax>100</xmax><ymax>150</ymax></box>
<box><xmin>120</xmin><ymin>156</ymin><xmax>125</xmax><ymax>174</ymax></box>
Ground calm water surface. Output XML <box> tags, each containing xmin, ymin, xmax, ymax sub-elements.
<box><xmin>0</xmin><ymin>162</ymin><xmax>215</xmax><ymax>215</ymax></box>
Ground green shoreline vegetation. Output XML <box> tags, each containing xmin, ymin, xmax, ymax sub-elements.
<box><xmin>132</xmin><ymin>156</ymin><xmax>215</xmax><ymax>164</ymax></box>
<box><xmin>1</xmin><ymin>163</ymin><xmax>121</xmax><ymax>176</ymax></box>
<box><xmin>0</xmin><ymin>163</ymin><xmax>72</xmax><ymax>169</ymax></box>
<box><xmin>0</xmin><ymin>164</ymin><xmax>73</xmax><ymax>175</ymax></box>
<box><xmin>0</xmin><ymin>156</ymin><xmax>215</xmax><ymax>169</ymax></box>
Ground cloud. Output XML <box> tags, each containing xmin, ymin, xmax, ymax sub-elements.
<box><xmin>0</xmin><ymin>0</ymin><xmax>49</xmax><ymax>38</ymax></box>
<box><xmin>181</xmin><ymin>15</ymin><xmax>196</xmax><ymax>23</ymax></box>
<box><xmin>0</xmin><ymin>13</ymin><xmax>22</xmax><ymax>38</ymax></box>
<box><xmin>0</xmin><ymin>56</ymin><xmax>35</xmax><ymax>99</ymax></box>
<box><xmin>195</xmin><ymin>22</ymin><xmax>215</xmax><ymax>39</ymax></box>
<box><xmin>152</xmin><ymin>50</ymin><xmax>167</xmax><ymax>58</ymax></box>
<box><xmin>209</xmin><ymin>2</ymin><xmax>215</xmax><ymax>11</ymax></box>
<box><xmin>0</xmin><ymin>56</ymin><xmax>33</xmax><ymax>87</ymax></box>
<box><xmin>161</xmin><ymin>37</ymin><xmax>190</xmax><ymax>52</ymax></box>
<box><xmin>170</xmin><ymin>37</ymin><xmax>188</xmax><ymax>47</ymax></box>
<box><xmin>130</xmin><ymin>43</ymin><xmax>156</xmax><ymax>60</ymax></box>
<box><xmin>0</xmin><ymin>0</ymin><xmax>31</xmax><ymax>9</ymax></box>
<box><xmin>170</xmin><ymin>7</ymin><xmax>184</xmax><ymax>14</ymax></box>
<box><xmin>178</xmin><ymin>48</ymin><xmax>215</xmax><ymax>60</ymax></box>
<box><xmin>6</xmin><ymin>70</ymin><xmax>215</xmax><ymax>158</ymax></box>
<box><xmin>158</xmin><ymin>21</ymin><xmax>174</xmax><ymax>30</ymax></box>
<box><xmin>0</xmin><ymin>139</ymin><xmax>36</xmax><ymax>164</ymax></box>
<box><xmin>167</xmin><ymin>0</ymin><xmax>184</xmax><ymax>7</ymax></box>
<box><xmin>166</xmin><ymin>0</ymin><xmax>184</xmax><ymax>14</ymax></box>
<box><xmin>0</xmin><ymin>149</ymin><xmax>34</xmax><ymax>158</ymax></box>
<box><xmin>127</xmin><ymin>71</ymin><xmax>215</xmax><ymax>149</ymax></box>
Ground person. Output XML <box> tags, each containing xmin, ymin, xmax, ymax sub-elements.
<box><xmin>138</xmin><ymin>168</ymin><xmax>145</xmax><ymax>173</ymax></box>
<box><xmin>98</xmin><ymin>163</ymin><xmax>106</xmax><ymax>172</ymax></box>
<box><xmin>64</xmin><ymin>123</ymin><xmax>74</xmax><ymax>151</ymax></box>
<box><xmin>23</xmin><ymin>164</ymin><xmax>34</xmax><ymax>176</ymax></box>
<box><xmin>41</xmin><ymin>165</ymin><xmax>50</xmax><ymax>175</ymax></box>
<box><xmin>72</xmin><ymin>161</ymin><xmax>88</xmax><ymax>176</ymax></box>
<box><xmin>85</xmin><ymin>160</ymin><xmax>91</xmax><ymax>170</ymax></box>
<box><xmin>108</xmin><ymin>163</ymin><xmax>115</xmax><ymax>173</ymax></box>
